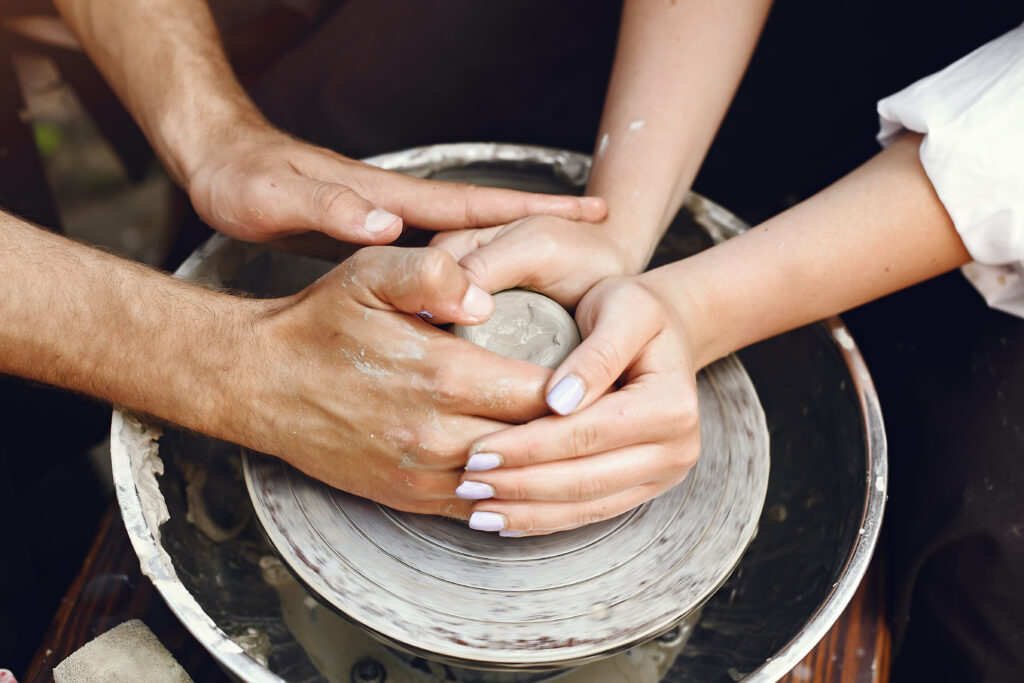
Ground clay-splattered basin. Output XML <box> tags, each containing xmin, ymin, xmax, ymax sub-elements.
<box><xmin>112</xmin><ymin>143</ymin><xmax>885</xmax><ymax>682</ymax></box>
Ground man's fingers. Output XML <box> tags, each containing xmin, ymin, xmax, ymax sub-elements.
<box><xmin>275</xmin><ymin>176</ymin><xmax>403</xmax><ymax>243</ymax></box>
<box><xmin>439</xmin><ymin>341</ymin><xmax>552</xmax><ymax>422</ymax></box>
<box><xmin>332</xmin><ymin>246</ymin><xmax>552</xmax><ymax>420</ymax></box>
<box><xmin>344</xmin><ymin>246</ymin><xmax>494</xmax><ymax>325</ymax></box>
<box><xmin>377</xmin><ymin>173</ymin><xmax>607</xmax><ymax>229</ymax></box>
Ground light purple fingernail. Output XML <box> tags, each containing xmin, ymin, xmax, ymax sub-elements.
<box><xmin>466</xmin><ymin>452</ymin><xmax>502</xmax><ymax>471</ymax></box>
<box><xmin>364</xmin><ymin>208</ymin><xmax>400</xmax><ymax>235</ymax></box>
<box><xmin>469</xmin><ymin>511</ymin><xmax>506</xmax><ymax>532</ymax></box>
<box><xmin>546</xmin><ymin>375</ymin><xmax>585</xmax><ymax>415</ymax></box>
<box><xmin>499</xmin><ymin>530</ymin><xmax>525</xmax><ymax>538</ymax></box>
<box><xmin>456</xmin><ymin>481</ymin><xmax>495</xmax><ymax>500</ymax></box>
<box><xmin>416</xmin><ymin>310</ymin><xmax>435</xmax><ymax>320</ymax></box>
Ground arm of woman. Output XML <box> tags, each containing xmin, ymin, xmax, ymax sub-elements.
<box><xmin>456</xmin><ymin>132</ymin><xmax>970</xmax><ymax>535</ymax></box>
<box><xmin>433</xmin><ymin>0</ymin><xmax>773</xmax><ymax>306</ymax></box>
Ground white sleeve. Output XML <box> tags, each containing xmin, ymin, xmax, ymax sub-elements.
<box><xmin>876</xmin><ymin>23</ymin><xmax>1024</xmax><ymax>317</ymax></box>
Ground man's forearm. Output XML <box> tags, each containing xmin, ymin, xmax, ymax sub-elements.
<box><xmin>0</xmin><ymin>211</ymin><xmax>262</xmax><ymax>438</ymax></box>
<box><xmin>641</xmin><ymin>133</ymin><xmax>971</xmax><ymax>367</ymax></box>
<box><xmin>588</xmin><ymin>0</ymin><xmax>772</xmax><ymax>269</ymax></box>
<box><xmin>52</xmin><ymin>0</ymin><xmax>262</xmax><ymax>187</ymax></box>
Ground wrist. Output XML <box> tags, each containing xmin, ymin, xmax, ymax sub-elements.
<box><xmin>124</xmin><ymin>285</ymin><xmax>273</xmax><ymax>446</ymax></box>
<box><xmin>637</xmin><ymin>263</ymin><xmax>720</xmax><ymax>370</ymax></box>
<box><xmin>154</xmin><ymin>96</ymin><xmax>270</xmax><ymax>189</ymax></box>
<box><xmin>586</xmin><ymin>186</ymin><xmax>685</xmax><ymax>275</ymax></box>
<box><xmin>180</xmin><ymin>295</ymin><xmax>280</xmax><ymax>446</ymax></box>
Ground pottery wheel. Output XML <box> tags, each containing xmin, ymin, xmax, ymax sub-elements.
<box><xmin>243</xmin><ymin>349</ymin><xmax>769</xmax><ymax>670</ymax></box>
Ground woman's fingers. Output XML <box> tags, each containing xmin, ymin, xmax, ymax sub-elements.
<box><xmin>466</xmin><ymin>378</ymin><xmax>697</xmax><ymax>470</ymax></box>
<box><xmin>467</xmin><ymin>483</ymin><xmax>684</xmax><ymax>537</ymax></box>
<box><xmin>457</xmin><ymin>441</ymin><xmax>697</xmax><ymax>503</ymax></box>
<box><xmin>429</xmin><ymin>224</ymin><xmax>504</xmax><ymax>262</ymax></box>
<box><xmin>544</xmin><ymin>279</ymin><xmax>665</xmax><ymax>416</ymax></box>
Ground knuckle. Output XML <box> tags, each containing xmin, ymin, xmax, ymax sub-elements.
<box><xmin>416</xmin><ymin>248</ymin><xmax>456</xmax><ymax>290</ymax></box>
<box><xmin>572</xmin><ymin>474</ymin><xmax>608</xmax><ymax>502</ymax></box>
<box><xmin>579</xmin><ymin>505</ymin><xmax>613</xmax><ymax>527</ymax></box>
<box><xmin>663</xmin><ymin>398</ymin><xmax>699</xmax><ymax>432</ymax></box>
<box><xmin>458</xmin><ymin>252</ymin><xmax>489</xmax><ymax>285</ymax></box>
<box><xmin>569</xmin><ymin>421</ymin><xmax>602</xmax><ymax>457</ymax></box>
<box><xmin>501</xmin><ymin>479</ymin><xmax>531</xmax><ymax>501</ymax></box>
<box><xmin>532</xmin><ymin>229</ymin><xmax>562</xmax><ymax>258</ymax></box>
<box><xmin>459</xmin><ymin>183</ymin><xmax>483</xmax><ymax>225</ymax></box>
<box><xmin>664</xmin><ymin>441</ymin><xmax>700</xmax><ymax>472</ymax></box>
<box><xmin>423</xmin><ymin>366</ymin><xmax>460</xmax><ymax>405</ymax></box>
<box><xmin>585</xmin><ymin>339</ymin><xmax>624</xmax><ymax>383</ymax></box>
<box><xmin>421</xmin><ymin>432</ymin><xmax>464</xmax><ymax>467</ymax></box>
<box><xmin>312</xmin><ymin>182</ymin><xmax>359</xmax><ymax>218</ymax></box>
<box><xmin>348</xmin><ymin>245</ymin><xmax>383</xmax><ymax>269</ymax></box>
<box><xmin>505</xmin><ymin>510</ymin><xmax>537</xmax><ymax>533</ymax></box>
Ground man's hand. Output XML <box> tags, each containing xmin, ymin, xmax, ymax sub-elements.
<box><xmin>237</xmin><ymin>247</ymin><xmax>553</xmax><ymax>517</ymax></box>
<box><xmin>1</xmin><ymin>207</ymin><xmax>551</xmax><ymax>519</ymax></box>
<box><xmin>431</xmin><ymin>215</ymin><xmax>642</xmax><ymax>307</ymax></box>
<box><xmin>52</xmin><ymin>0</ymin><xmax>606</xmax><ymax>250</ymax></box>
<box><xmin>451</xmin><ymin>276</ymin><xmax>702</xmax><ymax>535</ymax></box>
<box><xmin>186</xmin><ymin>125</ymin><xmax>607</xmax><ymax>246</ymax></box>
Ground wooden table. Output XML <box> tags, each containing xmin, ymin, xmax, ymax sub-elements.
<box><xmin>24</xmin><ymin>503</ymin><xmax>889</xmax><ymax>683</ymax></box>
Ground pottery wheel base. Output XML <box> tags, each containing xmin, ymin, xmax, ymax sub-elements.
<box><xmin>244</xmin><ymin>354</ymin><xmax>769</xmax><ymax>670</ymax></box>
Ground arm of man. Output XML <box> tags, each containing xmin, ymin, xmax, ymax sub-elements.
<box><xmin>51</xmin><ymin>0</ymin><xmax>606</xmax><ymax>245</ymax></box>
<box><xmin>433</xmin><ymin>0</ymin><xmax>773</xmax><ymax>305</ymax></box>
<box><xmin>1</xmin><ymin>213</ymin><xmax>551</xmax><ymax>517</ymax></box>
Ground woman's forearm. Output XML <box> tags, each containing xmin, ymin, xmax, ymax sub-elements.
<box><xmin>641</xmin><ymin>132</ymin><xmax>971</xmax><ymax>367</ymax></box>
<box><xmin>588</xmin><ymin>0</ymin><xmax>773</xmax><ymax>270</ymax></box>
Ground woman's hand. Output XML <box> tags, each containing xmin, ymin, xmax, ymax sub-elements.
<box><xmin>430</xmin><ymin>214</ymin><xmax>647</xmax><ymax>307</ymax></box>
<box><xmin>450</xmin><ymin>276</ymin><xmax>702</xmax><ymax>535</ymax></box>
<box><xmin>186</xmin><ymin>125</ymin><xmax>607</xmax><ymax>246</ymax></box>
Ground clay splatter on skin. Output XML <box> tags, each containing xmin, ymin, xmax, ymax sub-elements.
<box><xmin>628</xmin><ymin>119</ymin><xmax>646</xmax><ymax>132</ymax></box>
<box><xmin>341</xmin><ymin>350</ymin><xmax>391</xmax><ymax>377</ymax></box>
<box><xmin>598</xmin><ymin>132</ymin><xmax>610</xmax><ymax>158</ymax></box>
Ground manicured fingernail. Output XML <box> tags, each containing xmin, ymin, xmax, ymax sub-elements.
<box><xmin>461</xmin><ymin>284</ymin><xmax>493</xmax><ymax>320</ymax></box>
<box><xmin>466</xmin><ymin>452</ymin><xmax>502</xmax><ymax>471</ymax></box>
<box><xmin>416</xmin><ymin>310</ymin><xmax>435</xmax><ymax>320</ymax></box>
<box><xmin>456</xmin><ymin>481</ymin><xmax>495</xmax><ymax>500</ymax></box>
<box><xmin>580</xmin><ymin>196</ymin><xmax>605</xmax><ymax>212</ymax></box>
<box><xmin>547</xmin><ymin>374</ymin><xmax>585</xmax><ymax>415</ymax></box>
<box><xmin>499</xmin><ymin>530</ymin><xmax>525</xmax><ymax>537</ymax></box>
<box><xmin>469</xmin><ymin>511</ymin><xmax>506</xmax><ymax>532</ymax></box>
<box><xmin>364</xmin><ymin>208</ymin><xmax>400</xmax><ymax>235</ymax></box>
